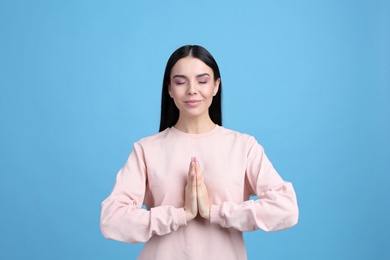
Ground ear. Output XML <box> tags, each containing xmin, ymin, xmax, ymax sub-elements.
<box><xmin>213</xmin><ymin>78</ymin><xmax>221</xmax><ymax>96</ymax></box>
<box><xmin>168</xmin><ymin>85</ymin><xmax>173</xmax><ymax>98</ymax></box>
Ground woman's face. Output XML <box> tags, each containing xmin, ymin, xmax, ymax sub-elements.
<box><xmin>168</xmin><ymin>57</ymin><xmax>220</xmax><ymax>120</ymax></box>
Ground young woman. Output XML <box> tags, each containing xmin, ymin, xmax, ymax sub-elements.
<box><xmin>100</xmin><ymin>45</ymin><xmax>299</xmax><ymax>259</ymax></box>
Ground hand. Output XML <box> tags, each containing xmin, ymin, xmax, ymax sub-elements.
<box><xmin>184</xmin><ymin>158</ymin><xmax>198</xmax><ymax>222</ymax></box>
<box><xmin>194</xmin><ymin>158</ymin><xmax>211</xmax><ymax>220</ymax></box>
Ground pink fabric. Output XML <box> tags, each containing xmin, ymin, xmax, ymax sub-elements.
<box><xmin>100</xmin><ymin>125</ymin><xmax>299</xmax><ymax>259</ymax></box>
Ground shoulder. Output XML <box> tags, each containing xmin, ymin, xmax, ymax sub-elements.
<box><xmin>218</xmin><ymin>126</ymin><xmax>262</xmax><ymax>149</ymax></box>
<box><xmin>219</xmin><ymin>126</ymin><xmax>256</xmax><ymax>142</ymax></box>
<box><xmin>135</xmin><ymin>128</ymin><xmax>171</xmax><ymax>148</ymax></box>
<box><xmin>223</xmin><ymin>128</ymin><xmax>269</xmax><ymax>162</ymax></box>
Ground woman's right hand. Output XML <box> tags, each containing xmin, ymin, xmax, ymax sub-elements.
<box><xmin>184</xmin><ymin>157</ymin><xmax>198</xmax><ymax>222</ymax></box>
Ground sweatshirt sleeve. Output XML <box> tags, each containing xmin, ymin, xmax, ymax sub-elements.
<box><xmin>100</xmin><ymin>142</ymin><xmax>187</xmax><ymax>243</ymax></box>
<box><xmin>210</xmin><ymin>137</ymin><xmax>299</xmax><ymax>232</ymax></box>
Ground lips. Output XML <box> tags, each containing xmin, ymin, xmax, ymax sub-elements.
<box><xmin>184</xmin><ymin>100</ymin><xmax>202</xmax><ymax>106</ymax></box>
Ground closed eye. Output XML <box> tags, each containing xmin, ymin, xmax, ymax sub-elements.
<box><xmin>172</xmin><ymin>75</ymin><xmax>187</xmax><ymax>85</ymax></box>
<box><xmin>173</xmin><ymin>79</ymin><xmax>186</xmax><ymax>85</ymax></box>
<box><xmin>197</xmin><ymin>76</ymin><xmax>209</xmax><ymax>84</ymax></box>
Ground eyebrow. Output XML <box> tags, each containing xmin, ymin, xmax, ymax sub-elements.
<box><xmin>172</xmin><ymin>73</ymin><xmax>211</xmax><ymax>79</ymax></box>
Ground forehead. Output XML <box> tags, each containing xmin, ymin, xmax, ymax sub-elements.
<box><xmin>170</xmin><ymin>57</ymin><xmax>213</xmax><ymax>77</ymax></box>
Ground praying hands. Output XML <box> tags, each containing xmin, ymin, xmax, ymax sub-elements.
<box><xmin>184</xmin><ymin>157</ymin><xmax>211</xmax><ymax>222</ymax></box>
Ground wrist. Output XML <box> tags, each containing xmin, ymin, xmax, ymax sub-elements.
<box><xmin>184</xmin><ymin>209</ymin><xmax>196</xmax><ymax>222</ymax></box>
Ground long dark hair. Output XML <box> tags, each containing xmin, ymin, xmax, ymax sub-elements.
<box><xmin>159</xmin><ymin>45</ymin><xmax>222</xmax><ymax>132</ymax></box>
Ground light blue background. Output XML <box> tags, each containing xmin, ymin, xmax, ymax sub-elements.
<box><xmin>1</xmin><ymin>0</ymin><xmax>389</xmax><ymax>259</ymax></box>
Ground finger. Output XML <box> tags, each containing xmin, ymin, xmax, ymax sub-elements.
<box><xmin>191</xmin><ymin>171</ymin><xmax>197</xmax><ymax>189</ymax></box>
<box><xmin>187</xmin><ymin>157</ymin><xmax>197</xmax><ymax>189</ymax></box>
<box><xmin>188</xmin><ymin>157</ymin><xmax>196</xmax><ymax>177</ymax></box>
<box><xmin>195</xmin><ymin>161</ymin><xmax>204</xmax><ymax>185</ymax></box>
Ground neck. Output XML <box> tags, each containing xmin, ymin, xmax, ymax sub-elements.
<box><xmin>174</xmin><ymin>116</ymin><xmax>216</xmax><ymax>134</ymax></box>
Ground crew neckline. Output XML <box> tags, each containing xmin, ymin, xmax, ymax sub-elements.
<box><xmin>170</xmin><ymin>124</ymin><xmax>221</xmax><ymax>138</ymax></box>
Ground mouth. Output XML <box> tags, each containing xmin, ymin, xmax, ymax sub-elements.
<box><xmin>184</xmin><ymin>100</ymin><xmax>202</xmax><ymax>106</ymax></box>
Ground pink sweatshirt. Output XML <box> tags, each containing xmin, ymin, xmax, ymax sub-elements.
<box><xmin>100</xmin><ymin>125</ymin><xmax>299</xmax><ymax>259</ymax></box>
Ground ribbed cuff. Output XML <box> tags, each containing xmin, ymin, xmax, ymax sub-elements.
<box><xmin>173</xmin><ymin>208</ymin><xmax>188</xmax><ymax>228</ymax></box>
<box><xmin>209</xmin><ymin>205</ymin><xmax>226</xmax><ymax>227</ymax></box>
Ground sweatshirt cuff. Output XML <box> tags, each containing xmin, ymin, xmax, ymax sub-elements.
<box><xmin>210</xmin><ymin>204</ymin><xmax>226</xmax><ymax>227</ymax></box>
<box><xmin>173</xmin><ymin>208</ymin><xmax>187</xmax><ymax>228</ymax></box>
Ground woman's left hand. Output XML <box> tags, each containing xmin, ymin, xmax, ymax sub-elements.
<box><xmin>194</xmin><ymin>158</ymin><xmax>211</xmax><ymax>220</ymax></box>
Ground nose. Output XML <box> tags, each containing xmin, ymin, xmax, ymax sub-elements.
<box><xmin>187</xmin><ymin>80</ymin><xmax>197</xmax><ymax>95</ymax></box>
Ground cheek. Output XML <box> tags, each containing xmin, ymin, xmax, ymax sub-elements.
<box><xmin>169</xmin><ymin>88</ymin><xmax>181</xmax><ymax>98</ymax></box>
<box><xmin>168</xmin><ymin>86</ymin><xmax>178</xmax><ymax>97</ymax></box>
<box><xmin>202</xmin><ymin>87</ymin><xmax>215</xmax><ymax>98</ymax></box>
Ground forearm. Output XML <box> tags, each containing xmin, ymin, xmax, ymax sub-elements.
<box><xmin>100</xmin><ymin>199</ymin><xmax>187</xmax><ymax>243</ymax></box>
<box><xmin>209</xmin><ymin>182</ymin><xmax>298</xmax><ymax>232</ymax></box>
